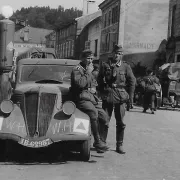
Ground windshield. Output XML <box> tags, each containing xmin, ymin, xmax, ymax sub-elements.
<box><xmin>20</xmin><ymin>65</ymin><xmax>73</xmax><ymax>82</ymax></box>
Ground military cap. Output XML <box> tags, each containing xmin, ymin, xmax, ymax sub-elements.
<box><xmin>81</xmin><ymin>49</ymin><xmax>94</xmax><ymax>58</ymax></box>
<box><xmin>112</xmin><ymin>44</ymin><xmax>123</xmax><ymax>53</ymax></box>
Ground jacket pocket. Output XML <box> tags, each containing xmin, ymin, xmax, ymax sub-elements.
<box><xmin>79</xmin><ymin>90</ymin><xmax>97</xmax><ymax>104</ymax></box>
<box><xmin>119</xmin><ymin>71</ymin><xmax>125</xmax><ymax>82</ymax></box>
<box><xmin>116</xmin><ymin>89</ymin><xmax>129</xmax><ymax>104</ymax></box>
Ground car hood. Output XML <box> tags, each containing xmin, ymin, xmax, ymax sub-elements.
<box><xmin>15</xmin><ymin>82</ymin><xmax>70</xmax><ymax>94</ymax></box>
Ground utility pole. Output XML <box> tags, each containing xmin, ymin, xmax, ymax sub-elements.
<box><xmin>118</xmin><ymin>0</ymin><xmax>125</xmax><ymax>47</ymax></box>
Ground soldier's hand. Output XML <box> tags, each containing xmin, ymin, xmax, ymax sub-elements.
<box><xmin>87</xmin><ymin>63</ymin><xmax>94</xmax><ymax>73</ymax></box>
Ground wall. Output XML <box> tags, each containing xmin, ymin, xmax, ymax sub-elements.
<box><xmin>121</xmin><ymin>0</ymin><xmax>169</xmax><ymax>69</ymax></box>
<box><xmin>87</xmin><ymin>17</ymin><xmax>101</xmax><ymax>59</ymax></box>
<box><xmin>55</xmin><ymin>22</ymin><xmax>77</xmax><ymax>59</ymax></box>
<box><xmin>99</xmin><ymin>0</ymin><xmax>120</xmax><ymax>61</ymax></box>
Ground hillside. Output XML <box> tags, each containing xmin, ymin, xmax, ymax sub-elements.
<box><xmin>0</xmin><ymin>6</ymin><xmax>82</xmax><ymax>30</ymax></box>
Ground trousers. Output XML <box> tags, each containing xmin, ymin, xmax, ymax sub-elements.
<box><xmin>102</xmin><ymin>101</ymin><xmax>126</xmax><ymax>145</ymax></box>
<box><xmin>77</xmin><ymin>100</ymin><xmax>109</xmax><ymax>126</ymax></box>
<box><xmin>143</xmin><ymin>91</ymin><xmax>156</xmax><ymax>110</ymax></box>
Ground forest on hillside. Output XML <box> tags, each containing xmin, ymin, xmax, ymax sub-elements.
<box><xmin>0</xmin><ymin>6</ymin><xmax>82</xmax><ymax>30</ymax></box>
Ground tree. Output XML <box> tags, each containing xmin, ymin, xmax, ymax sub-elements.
<box><xmin>11</xmin><ymin>6</ymin><xmax>82</xmax><ymax>30</ymax></box>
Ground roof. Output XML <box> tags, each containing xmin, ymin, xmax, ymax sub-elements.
<box><xmin>75</xmin><ymin>10</ymin><xmax>102</xmax><ymax>35</ymax></box>
<box><xmin>14</xmin><ymin>26</ymin><xmax>53</xmax><ymax>44</ymax></box>
<box><xmin>17</xmin><ymin>58</ymin><xmax>80</xmax><ymax>66</ymax></box>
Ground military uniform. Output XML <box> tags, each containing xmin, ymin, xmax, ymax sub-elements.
<box><xmin>98</xmin><ymin>45</ymin><xmax>136</xmax><ymax>154</ymax></box>
<box><xmin>71</xmin><ymin>50</ymin><xmax>109</xmax><ymax>152</ymax></box>
<box><xmin>142</xmin><ymin>71</ymin><xmax>160</xmax><ymax>114</ymax></box>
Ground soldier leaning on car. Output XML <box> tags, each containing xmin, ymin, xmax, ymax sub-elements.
<box><xmin>71</xmin><ymin>49</ymin><xmax>109</xmax><ymax>152</ymax></box>
<box><xmin>98</xmin><ymin>45</ymin><xmax>136</xmax><ymax>154</ymax></box>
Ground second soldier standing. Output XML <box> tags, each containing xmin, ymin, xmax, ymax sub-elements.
<box><xmin>98</xmin><ymin>45</ymin><xmax>136</xmax><ymax>154</ymax></box>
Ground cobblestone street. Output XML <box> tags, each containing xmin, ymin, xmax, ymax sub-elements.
<box><xmin>0</xmin><ymin>106</ymin><xmax>180</xmax><ymax>180</ymax></box>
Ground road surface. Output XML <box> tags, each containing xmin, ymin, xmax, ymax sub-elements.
<box><xmin>0</xmin><ymin>106</ymin><xmax>180</xmax><ymax>180</ymax></box>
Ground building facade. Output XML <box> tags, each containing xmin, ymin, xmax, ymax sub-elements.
<box><xmin>55</xmin><ymin>21</ymin><xmax>77</xmax><ymax>59</ymax></box>
<box><xmin>99</xmin><ymin>0</ymin><xmax>120</xmax><ymax>61</ymax></box>
<box><xmin>79</xmin><ymin>15</ymin><xmax>102</xmax><ymax>60</ymax></box>
<box><xmin>99</xmin><ymin>0</ymin><xmax>169</xmax><ymax>69</ymax></box>
<box><xmin>55</xmin><ymin>10</ymin><xmax>102</xmax><ymax>60</ymax></box>
<box><xmin>14</xmin><ymin>26</ymin><xmax>53</xmax><ymax>54</ymax></box>
<box><xmin>45</xmin><ymin>31</ymin><xmax>56</xmax><ymax>48</ymax></box>
<box><xmin>167</xmin><ymin>0</ymin><xmax>180</xmax><ymax>63</ymax></box>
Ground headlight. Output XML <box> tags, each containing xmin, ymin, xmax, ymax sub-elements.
<box><xmin>62</xmin><ymin>101</ymin><xmax>76</xmax><ymax>115</ymax></box>
<box><xmin>0</xmin><ymin>100</ymin><xmax>14</xmax><ymax>114</ymax></box>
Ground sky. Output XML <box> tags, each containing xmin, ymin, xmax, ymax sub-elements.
<box><xmin>0</xmin><ymin>0</ymin><xmax>104</xmax><ymax>12</ymax></box>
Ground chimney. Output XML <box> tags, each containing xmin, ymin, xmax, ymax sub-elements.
<box><xmin>83</xmin><ymin>0</ymin><xmax>98</xmax><ymax>15</ymax></box>
<box><xmin>24</xmin><ymin>28</ymin><xmax>29</xmax><ymax>42</ymax></box>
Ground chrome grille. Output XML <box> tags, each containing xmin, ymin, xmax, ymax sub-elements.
<box><xmin>38</xmin><ymin>93</ymin><xmax>56</xmax><ymax>137</ymax></box>
<box><xmin>13</xmin><ymin>92</ymin><xmax>56</xmax><ymax>137</ymax></box>
<box><xmin>24</xmin><ymin>92</ymin><xmax>38</xmax><ymax>137</ymax></box>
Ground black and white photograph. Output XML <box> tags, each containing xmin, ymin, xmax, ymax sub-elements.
<box><xmin>0</xmin><ymin>0</ymin><xmax>179</xmax><ymax>179</ymax></box>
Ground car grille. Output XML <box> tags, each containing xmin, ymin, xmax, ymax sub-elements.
<box><xmin>38</xmin><ymin>93</ymin><xmax>56</xmax><ymax>137</ymax></box>
<box><xmin>12</xmin><ymin>92</ymin><xmax>56</xmax><ymax>137</ymax></box>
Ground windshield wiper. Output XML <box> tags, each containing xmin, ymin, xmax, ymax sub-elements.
<box><xmin>27</xmin><ymin>61</ymin><xmax>40</xmax><ymax>79</ymax></box>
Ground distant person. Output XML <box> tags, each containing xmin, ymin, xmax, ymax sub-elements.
<box><xmin>142</xmin><ymin>69</ymin><xmax>160</xmax><ymax>114</ymax></box>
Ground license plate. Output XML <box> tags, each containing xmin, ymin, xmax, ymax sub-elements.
<box><xmin>19</xmin><ymin>138</ymin><xmax>52</xmax><ymax>148</ymax></box>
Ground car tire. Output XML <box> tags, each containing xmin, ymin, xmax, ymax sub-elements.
<box><xmin>0</xmin><ymin>140</ymin><xmax>7</xmax><ymax>162</ymax></box>
<box><xmin>80</xmin><ymin>139</ymin><xmax>91</xmax><ymax>162</ymax></box>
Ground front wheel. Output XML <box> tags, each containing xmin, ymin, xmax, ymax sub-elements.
<box><xmin>80</xmin><ymin>139</ymin><xmax>91</xmax><ymax>162</ymax></box>
<box><xmin>0</xmin><ymin>140</ymin><xmax>7</xmax><ymax>162</ymax></box>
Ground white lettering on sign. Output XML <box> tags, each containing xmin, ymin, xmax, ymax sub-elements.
<box><xmin>19</xmin><ymin>138</ymin><xmax>52</xmax><ymax>148</ymax></box>
<box><xmin>51</xmin><ymin>120</ymin><xmax>74</xmax><ymax>134</ymax></box>
<box><xmin>125</xmin><ymin>42</ymin><xmax>156</xmax><ymax>50</ymax></box>
<box><xmin>52</xmin><ymin>123</ymin><xmax>58</xmax><ymax>134</ymax></box>
<box><xmin>6</xmin><ymin>121</ymin><xmax>16</xmax><ymax>130</ymax></box>
<box><xmin>0</xmin><ymin>117</ymin><xmax>4</xmax><ymax>130</ymax></box>
<box><xmin>6</xmin><ymin>120</ymin><xmax>25</xmax><ymax>134</ymax></box>
<box><xmin>73</xmin><ymin>118</ymin><xmax>89</xmax><ymax>134</ymax></box>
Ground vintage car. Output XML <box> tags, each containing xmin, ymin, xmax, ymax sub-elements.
<box><xmin>0</xmin><ymin>58</ymin><xmax>91</xmax><ymax>161</ymax></box>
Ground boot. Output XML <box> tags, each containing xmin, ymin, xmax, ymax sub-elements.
<box><xmin>116</xmin><ymin>127</ymin><xmax>126</xmax><ymax>154</ymax></box>
<box><xmin>99</xmin><ymin>124</ymin><xmax>109</xmax><ymax>144</ymax></box>
<box><xmin>91</xmin><ymin>121</ymin><xmax>109</xmax><ymax>152</ymax></box>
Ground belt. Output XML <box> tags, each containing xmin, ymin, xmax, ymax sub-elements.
<box><xmin>111</xmin><ymin>83</ymin><xmax>124</xmax><ymax>89</ymax></box>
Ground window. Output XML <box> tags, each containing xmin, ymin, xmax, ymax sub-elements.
<box><xmin>66</xmin><ymin>42</ymin><xmax>68</xmax><ymax>57</ymax></box>
<box><xmin>108</xmin><ymin>10</ymin><xmax>112</xmax><ymax>26</ymax></box>
<box><xmin>94</xmin><ymin>39</ymin><xmax>98</xmax><ymax>57</ymax></box>
<box><xmin>171</xmin><ymin>5</ymin><xmax>176</xmax><ymax>36</ymax></box>
<box><xmin>71</xmin><ymin>40</ymin><xmax>74</xmax><ymax>56</ymax></box>
<box><xmin>105</xmin><ymin>33</ymin><xmax>110</xmax><ymax>51</ymax></box>
<box><xmin>69</xmin><ymin>41</ymin><xmax>71</xmax><ymax>57</ymax></box>
<box><xmin>112</xmin><ymin>5</ymin><xmax>119</xmax><ymax>24</ymax></box>
<box><xmin>104</xmin><ymin>13</ymin><xmax>107</xmax><ymax>28</ymax></box>
<box><xmin>176</xmin><ymin>54</ymin><xmax>180</xmax><ymax>62</ymax></box>
<box><xmin>85</xmin><ymin>41</ymin><xmax>91</xmax><ymax>50</ymax></box>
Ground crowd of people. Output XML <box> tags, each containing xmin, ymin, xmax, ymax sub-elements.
<box><xmin>70</xmin><ymin>44</ymin><xmax>161</xmax><ymax>154</ymax></box>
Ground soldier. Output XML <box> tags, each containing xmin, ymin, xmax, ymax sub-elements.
<box><xmin>126</xmin><ymin>74</ymin><xmax>136</xmax><ymax>110</ymax></box>
<box><xmin>98</xmin><ymin>45</ymin><xmax>136</xmax><ymax>154</ymax></box>
<box><xmin>142</xmin><ymin>69</ymin><xmax>160</xmax><ymax>114</ymax></box>
<box><xmin>71</xmin><ymin>49</ymin><xmax>109</xmax><ymax>152</ymax></box>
